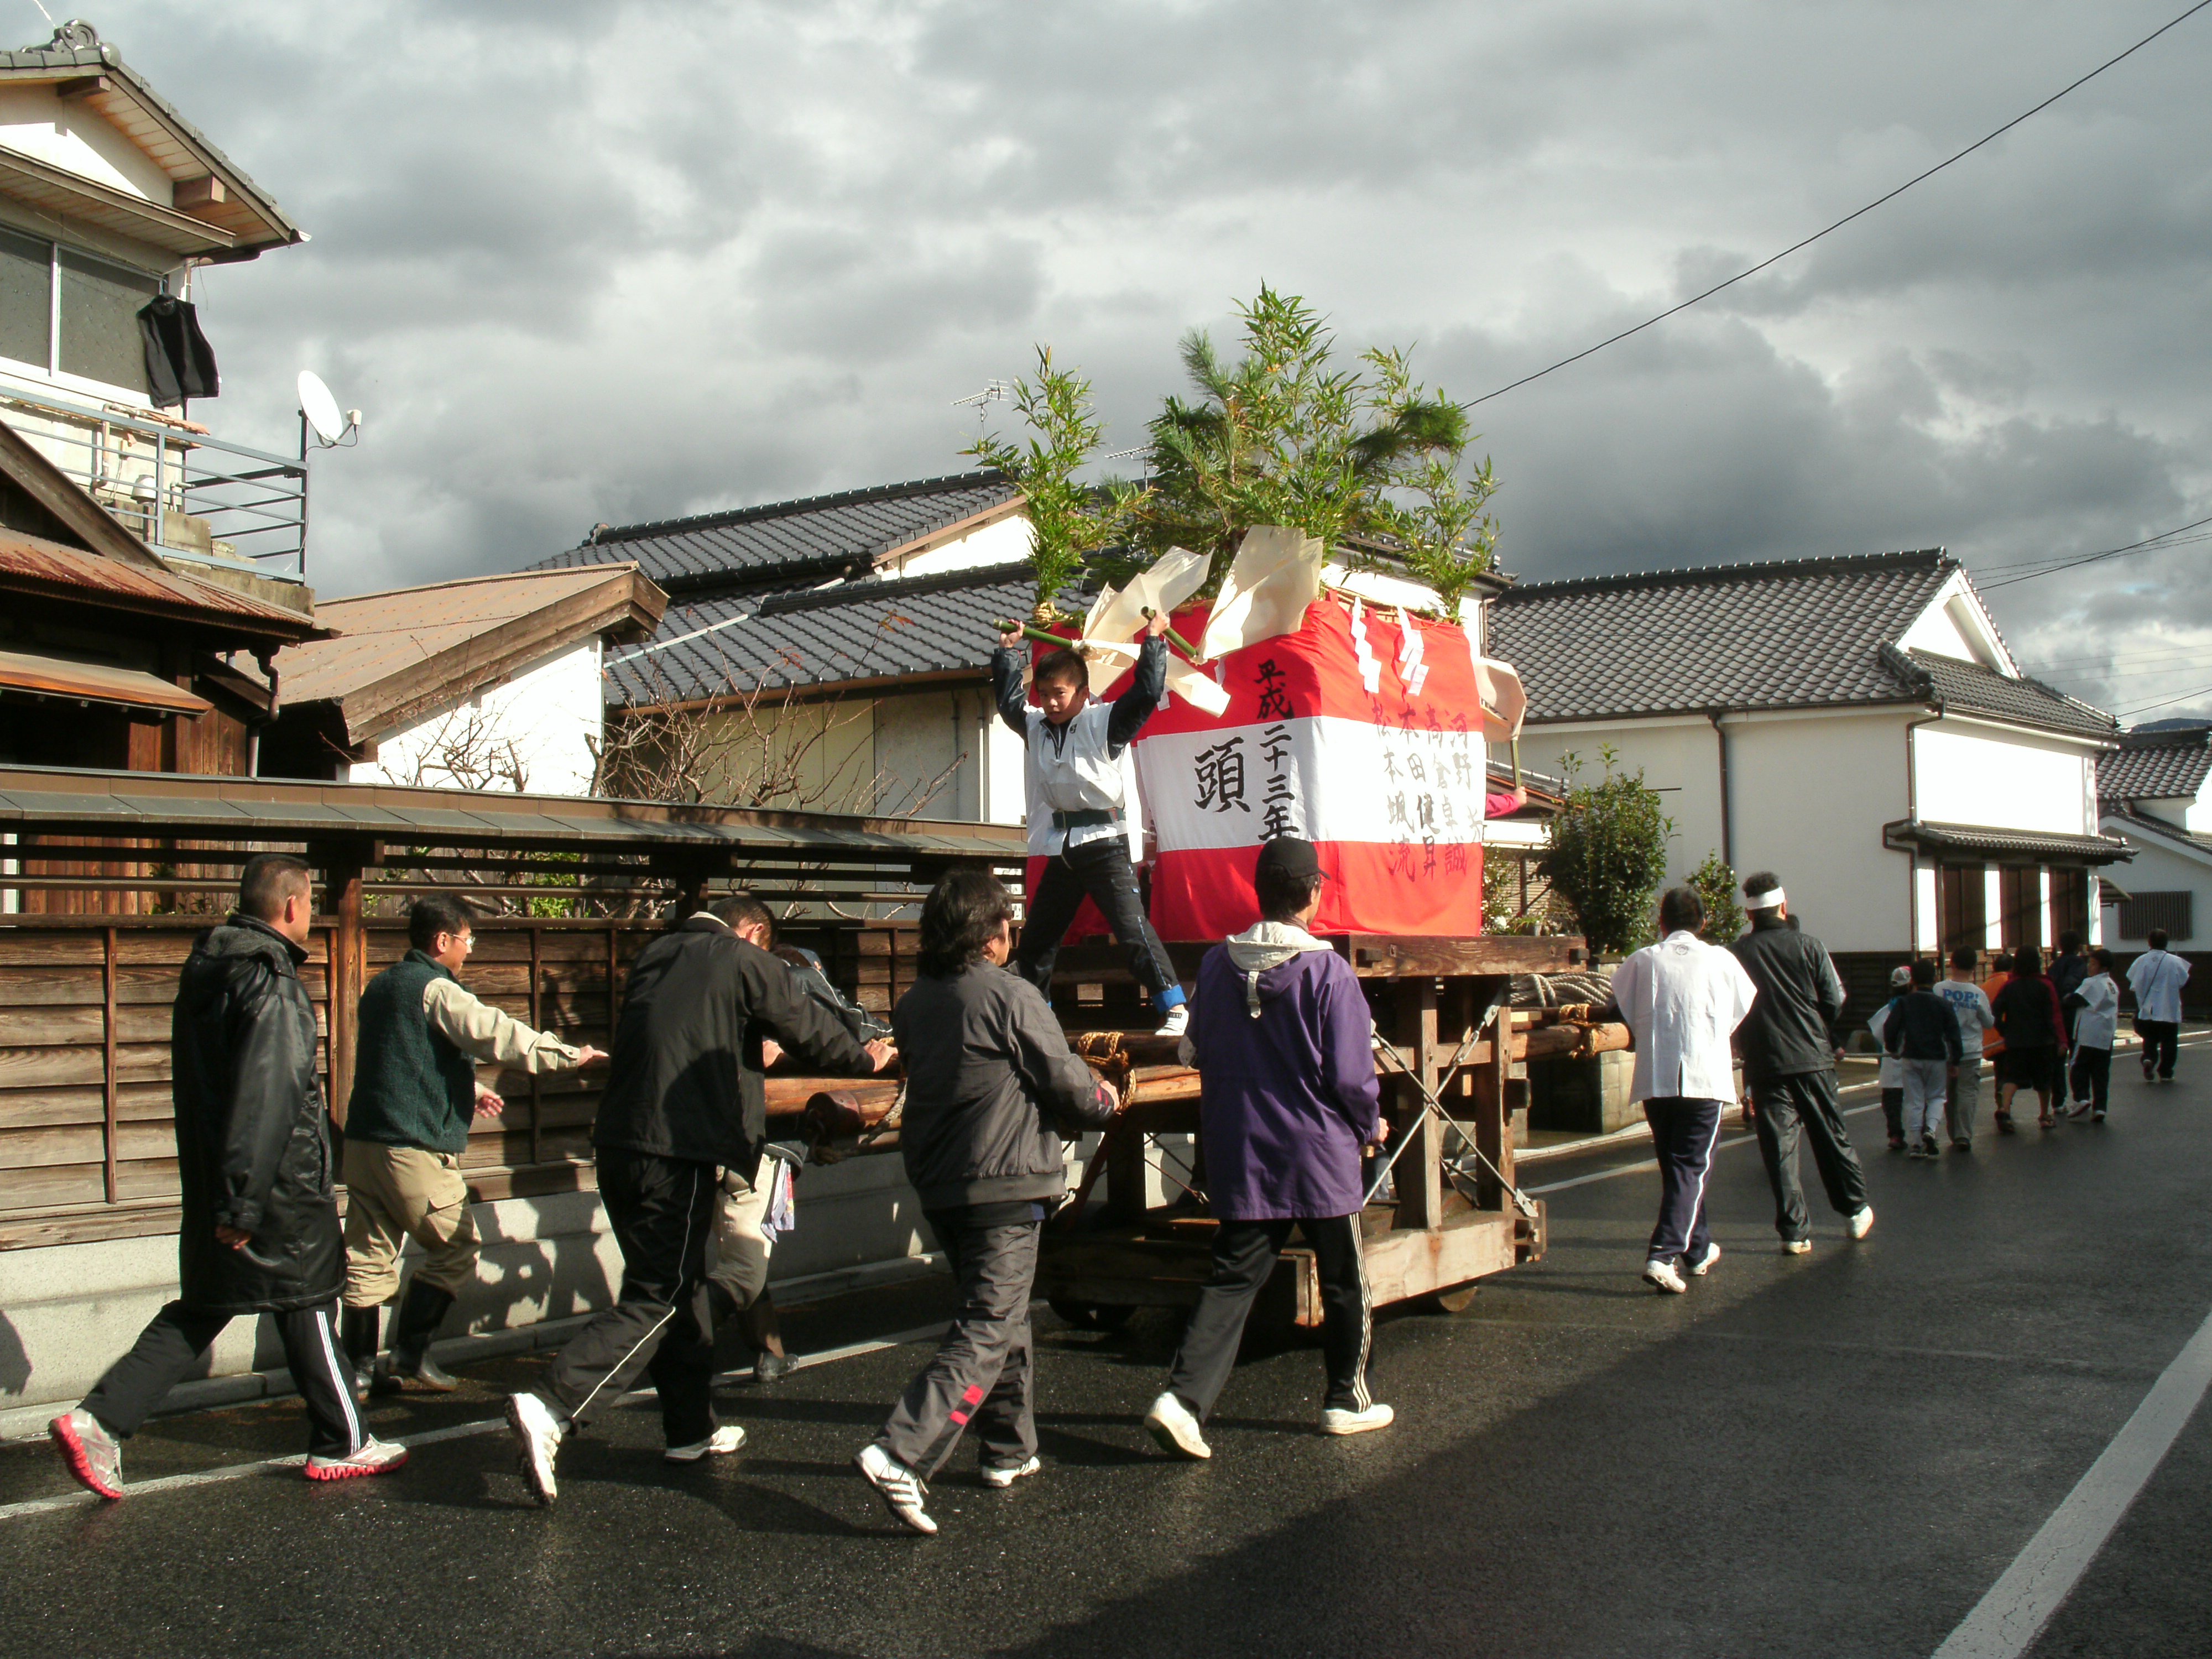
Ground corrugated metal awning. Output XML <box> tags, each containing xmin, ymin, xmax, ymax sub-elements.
<box><xmin>0</xmin><ymin>648</ymin><xmax>210</xmax><ymax>715</ymax></box>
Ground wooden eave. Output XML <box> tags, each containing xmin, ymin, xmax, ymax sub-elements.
<box><xmin>871</xmin><ymin>494</ymin><xmax>1029</xmax><ymax>571</ymax></box>
<box><xmin>326</xmin><ymin>571</ymin><xmax>669</xmax><ymax>744</ymax></box>
<box><xmin>0</xmin><ymin>61</ymin><xmax>301</xmax><ymax>258</ymax></box>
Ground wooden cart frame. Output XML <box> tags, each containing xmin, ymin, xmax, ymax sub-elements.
<box><xmin>1036</xmin><ymin>933</ymin><xmax>1589</xmax><ymax>1328</ymax></box>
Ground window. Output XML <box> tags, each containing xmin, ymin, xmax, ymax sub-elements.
<box><xmin>0</xmin><ymin>227</ymin><xmax>161</xmax><ymax>393</ymax></box>
<box><xmin>2118</xmin><ymin>891</ymin><xmax>2192</xmax><ymax>942</ymax></box>
<box><xmin>58</xmin><ymin>248</ymin><xmax>156</xmax><ymax>392</ymax></box>
<box><xmin>0</xmin><ymin>223</ymin><xmax>50</xmax><ymax>368</ymax></box>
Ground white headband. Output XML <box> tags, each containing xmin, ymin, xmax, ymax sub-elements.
<box><xmin>1746</xmin><ymin>886</ymin><xmax>1786</xmax><ymax>910</ymax></box>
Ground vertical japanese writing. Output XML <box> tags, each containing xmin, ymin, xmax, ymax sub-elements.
<box><xmin>1193</xmin><ymin>737</ymin><xmax>1250</xmax><ymax>814</ymax></box>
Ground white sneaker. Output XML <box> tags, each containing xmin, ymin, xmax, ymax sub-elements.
<box><xmin>979</xmin><ymin>1454</ymin><xmax>1041</xmax><ymax>1489</ymax></box>
<box><xmin>1143</xmin><ymin>1390</ymin><xmax>1212</xmax><ymax>1460</ymax></box>
<box><xmin>305</xmin><ymin>1436</ymin><xmax>409</xmax><ymax>1481</ymax></box>
<box><xmin>855</xmin><ymin>1442</ymin><xmax>937</xmax><ymax>1536</ymax></box>
<box><xmin>1321</xmin><ymin>1401</ymin><xmax>1395</xmax><ymax>1436</ymax></box>
<box><xmin>506</xmin><ymin>1391</ymin><xmax>565</xmax><ymax>1506</ymax></box>
<box><xmin>1781</xmin><ymin>1238</ymin><xmax>1813</xmax><ymax>1255</ymax></box>
<box><xmin>1644</xmin><ymin>1258</ymin><xmax>1687</xmax><ymax>1294</ymax></box>
<box><xmin>1153</xmin><ymin>1004</ymin><xmax>1190</xmax><ymax>1039</ymax></box>
<box><xmin>1687</xmin><ymin>1242</ymin><xmax>1721</xmax><ymax>1277</ymax></box>
<box><xmin>665</xmin><ymin>1424</ymin><xmax>745</xmax><ymax>1463</ymax></box>
<box><xmin>1848</xmin><ymin>1205</ymin><xmax>1875</xmax><ymax>1240</ymax></box>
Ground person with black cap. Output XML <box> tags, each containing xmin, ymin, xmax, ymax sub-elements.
<box><xmin>1144</xmin><ymin>836</ymin><xmax>1390</xmax><ymax>1462</ymax></box>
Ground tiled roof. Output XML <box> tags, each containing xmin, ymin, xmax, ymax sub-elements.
<box><xmin>1488</xmin><ymin>550</ymin><xmax>1957</xmax><ymax>720</ymax></box>
<box><xmin>2098</xmin><ymin>727</ymin><xmax>2212</xmax><ymax>802</ymax></box>
<box><xmin>1486</xmin><ymin>548</ymin><xmax>2116</xmax><ymax>740</ymax></box>
<box><xmin>530</xmin><ymin>472</ymin><xmax>1020</xmax><ymax>591</ymax></box>
<box><xmin>608</xmin><ymin>561</ymin><xmax>1073</xmax><ymax>706</ymax></box>
<box><xmin>1899</xmin><ymin>649</ymin><xmax>2116</xmax><ymax>740</ymax></box>
<box><xmin>2102</xmin><ymin>805</ymin><xmax>2212</xmax><ymax>858</ymax></box>
<box><xmin>1882</xmin><ymin>819</ymin><xmax>2133</xmax><ymax>865</ymax></box>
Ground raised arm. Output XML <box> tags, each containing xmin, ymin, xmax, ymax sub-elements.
<box><xmin>991</xmin><ymin>643</ymin><xmax>1033</xmax><ymax>738</ymax></box>
<box><xmin>1105</xmin><ymin>632</ymin><xmax>1168</xmax><ymax>752</ymax></box>
<box><xmin>424</xmin><ymin>978</ymin><xmax>594</xmax><ymax>1074</ymax></box>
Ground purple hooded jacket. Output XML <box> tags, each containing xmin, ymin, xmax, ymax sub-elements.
<box><xmin>1184</xmin><ymin>925</ymin><xmax>1381</xmax><ymax>1220</ymax></box>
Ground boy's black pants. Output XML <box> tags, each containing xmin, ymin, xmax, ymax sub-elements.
<box><xmin>1016</xmin><ymin>836</ymin><xmax>1180</xmax><ymax>1006</ymax></box>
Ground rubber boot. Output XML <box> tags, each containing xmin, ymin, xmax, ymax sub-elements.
<box><xmin>375</xmin><ymin>1280</ymin><xmax>458</xmax><ymax>1394</ymax></box>
<box><xmin>340</xmin><ymin>1306</ymin><xmax>381</xmax><ymax>1400</ymax></box>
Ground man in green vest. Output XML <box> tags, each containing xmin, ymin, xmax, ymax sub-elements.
<box><xmin>340</xmin><ymin>895</ymin><xmax>604</xmax><ymax>1392</ymax></box>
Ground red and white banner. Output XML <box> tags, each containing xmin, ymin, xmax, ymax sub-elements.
<box><xmin>1131</xmin><ymin>596</ymin><xmax>1492</xmax><ymax>940</ymax></box>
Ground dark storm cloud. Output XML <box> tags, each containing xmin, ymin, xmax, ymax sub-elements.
<box><xmin>56</xmin><ymin>0</ymin><xmax>2212</xmax><ymax>713</ymax></box>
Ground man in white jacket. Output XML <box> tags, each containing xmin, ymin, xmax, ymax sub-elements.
<box><xmin>2065</xmin><ymin>947</ymin><xmax>2121</xmax><ymax>1121</ymax></box>
<box><xmin>2125</xmin><ymin>928</ymin><xmax>2191</xmax><ymax>1082</ymax></box>
<box><xmin>1600</xmin><ymin>888</ymin><xmax>1759</xmax><ymax>1293</ymax></box>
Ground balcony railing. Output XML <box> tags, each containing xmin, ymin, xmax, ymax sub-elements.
<box><xmin>0</xmin><ymin>380</ymin><xmax>309</xmax><ymax>582</ymax></box>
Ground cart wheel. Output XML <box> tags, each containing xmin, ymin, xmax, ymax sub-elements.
<box><xmin>1421</xmin><ymin>1282</ymin><xmax>1480</xmax><ymax>1314</ymax></box>
<box><xmin>1048</xmin><ymin>1297</ymin><xmax>1135</xmax><ymax>1332</ymax></box>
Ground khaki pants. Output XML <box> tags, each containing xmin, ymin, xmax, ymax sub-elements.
<box><xmin>342</xmin><ymin>1141</ymin><xmax>480</xmax><ymax>1307</ymax></box>
<box><xmin>707</xmin><ymin>1164</ymin><xmax>773</xmax><ymax>1312</ymax></box>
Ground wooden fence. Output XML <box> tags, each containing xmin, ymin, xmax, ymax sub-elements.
<box><xmin>0</xmin><ymin>913</ymin><xmax>922</xmax><ymax>1251</ymax></box>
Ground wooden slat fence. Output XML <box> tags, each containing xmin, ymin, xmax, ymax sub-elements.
<box><xmin>0</xmin><ymin>915</ymin><xmax>920</xmax><ymax>1250</ymax></box>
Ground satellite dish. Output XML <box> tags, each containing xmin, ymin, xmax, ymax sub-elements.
<box><xmin>297</xmin><ymin>371</ymin><xmax>347</xmax><ymax>445</ymax></box>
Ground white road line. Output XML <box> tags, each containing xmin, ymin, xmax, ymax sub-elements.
<box><xmin>1932</xmin><ymin>1301</ymin><xmax>2212</xmax><ymax>1659</ymax></box>
<box><xmin>0</xmin><ymin>1319</ymin><xmax>954</xmax><ymax>1524</ymax></box>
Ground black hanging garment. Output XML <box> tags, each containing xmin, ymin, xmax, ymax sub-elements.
<box><xmin>137</xmin><ymin>294</ymin><xmax>220</xmax><ymax>408</ymax></box>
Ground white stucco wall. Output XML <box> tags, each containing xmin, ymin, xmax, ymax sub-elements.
<box><xmin>0</xmin><ymin>84</ymin><xmax>175</xmax><ymax>205</ymax></box>
<box><xmin>1915</xmin><ymin>720</ymin><xmax>2098</xmax><ymax>836</ymax></box>
<box><xmin>1728</xmin><ymin>711</ymin><xmax>1912</xmax><ymax>952</ymax></box>
<box><xmin>345</xmin><ymin>640</ymin><xmax>606</xmax><ymax>797</ymax></box>
<box><xmin>896</xmin><ymin>511</ymin><xmax>1032</xmax><ymax>578</ymax></box>
<box><xmin>2098</xmin><ymin>818</ymin><xmax>2212</xmax><ymax>946</ymax></box>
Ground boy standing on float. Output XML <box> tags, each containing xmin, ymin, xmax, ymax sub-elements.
<box><xmin>994</xmin><ymin>613</ymin><xmax>1188</xmax><ymax>1037</ymax></box>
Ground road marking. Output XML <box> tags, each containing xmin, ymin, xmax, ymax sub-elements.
<box><xmin>1932</xmin><ymin>1301</ymin><xmax>2212</xmax><ymax>1659</ymax></box>
<box><xmin>0</xmin><ymin>1319</ymin><xmax>954</xmax><ymax>1524</ymax></box>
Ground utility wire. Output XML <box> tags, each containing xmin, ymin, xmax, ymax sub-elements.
<box><xmin>1980</xmin><ymin>514</ymin><xmax>2212</xmax><ymax>591</ymax></box>
<box><xmin>1976</xmin><ymin>523</ymin><xmax>2212</xmax><ymax>575</ymax></box>
<box><xmin>2116</xmin><ymin>682</ymin><xmax>2212</xmax><ymax>718</ymax></box>
<box><xmin>1467</xmin><ymin>0</ymin><xmax>2212</xmax><ymax>409</ymax></box>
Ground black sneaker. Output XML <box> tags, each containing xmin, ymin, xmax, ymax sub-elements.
<box><xmin>1921</xmin><ymin>1135</ymin><xmax>1941</xmax><ymax>1157</ymax></box>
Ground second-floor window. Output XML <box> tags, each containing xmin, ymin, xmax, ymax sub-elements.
<box><xmin>0</xmin><ymin>224</ymin><xmax>162</xmax><ymax>397</ymax></box>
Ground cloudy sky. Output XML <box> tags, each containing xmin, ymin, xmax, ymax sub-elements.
<box><xmin>66</xmin><ymin>0</ymin><xmax>2212</xmax><ymax>721</ymax></box>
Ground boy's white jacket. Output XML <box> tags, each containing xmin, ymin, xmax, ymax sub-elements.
<box><xmin>2073</xmin><ymin>971</ymin><xmax>2120</xmax><ymax>1051</ymax></box>
<box><xmin>1610</xmin><ymin>930</ymin><xmax>1759</xmax><ymax>1103</ymax></box>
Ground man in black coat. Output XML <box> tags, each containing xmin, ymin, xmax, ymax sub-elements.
<box><xmin>1729</xmin><ymin>872</ymin><xmax>1874</xmax><ymax>1253</ymax></box>
<box><xmin>50</xmin><ymin>855</ymin><xmax>407</xmax><ymax>1499</ymax></box>
<box><xmin>506</xmin><ymin>893</ymin><xmax>893</xmax><ymax>1505</ymax></box>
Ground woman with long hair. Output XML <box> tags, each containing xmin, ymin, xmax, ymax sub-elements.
<box><xmin>853</xmin><ymin>869</ymin><xmax>1120</xmax><ymax>1536</ymax></box>
<box><xmin>1990</xmin><ymin>943</ymin><xmax>2067</xmax><ymax>1130</ymax></box>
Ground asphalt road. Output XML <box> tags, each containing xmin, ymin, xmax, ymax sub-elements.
<box><xmin>2</xmin><ymin>1049</ymin><xmax>2208</xmax><ymax>1659</ymax></box>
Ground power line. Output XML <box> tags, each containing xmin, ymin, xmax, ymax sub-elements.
<box><xmin>2116</xmin><ymin>682</ymin><xmax>2212</xmax><ymax>718</ymax></box>
<box><xmin>1978</xmin><ymin>514</ymin><xmax>2212</xmax><ymax>591</ymax></box>
<box><xmin>1467</xmin><ymin>0</ymin><xmax>2212</xmax><ymax>409</ymax></box>
<box><xmin>1975</xmin><ymin>524</ymin><xmax>2212</xmax><ymax>575</ymax></box>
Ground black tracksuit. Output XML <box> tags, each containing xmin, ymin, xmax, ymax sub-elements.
<box><xmin>531</xmin><ymin>915</ymin><xmax>873</xmax><ymax>1446</ymax></box>
<box><xmin>1730</xmin><ymin>916</ymin><xmax>1870</xmax><ymax>1241</ymax></box>
<box><xmin>80</xmin><ymin>917</ymin><xmax>362</xmax><ymax>1458</ymax></box>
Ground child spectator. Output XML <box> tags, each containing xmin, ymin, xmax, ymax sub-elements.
<box><xmin>1865</xmin><ymin>966</ymin><xmax>1912</xmax><ymax>1151</ymax></box>
<box><xmin>1882</xmin><ymin>958</ymin><xmax>1962</xmax><ymax>1157</ymax></box>
<box><xmin>2064</xmin><ymin>947</ymin><xmax>2120</xmax><ymax>1123</ymax></box>
<box><xmin>1934</xmin><ymin>947</ymin><xmax>1997</xmax><ymax>1149</ymax></box>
